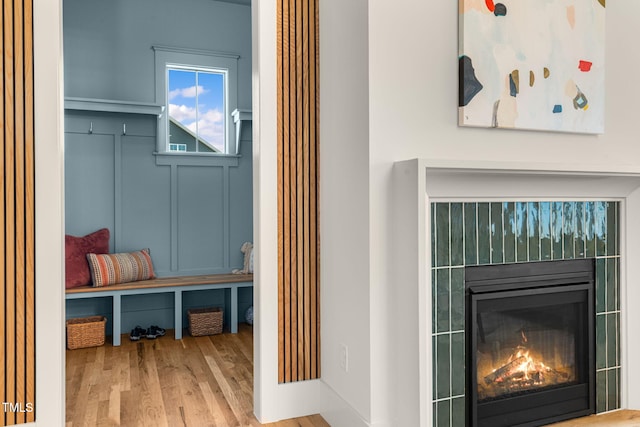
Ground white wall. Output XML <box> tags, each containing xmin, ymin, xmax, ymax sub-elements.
<box><xmin>34</xmin><ymin>0</ymin><xmax>66</xmax><ymax>424</ymax></box>
<box><xmin>35</xmin><ymin>0</ymin><xmax>640</xmax><ymax>426</ymax></box>
<box><xmin>623</xmin><ymin>187</ymin><xmax>640</xmax><ymax>410</ymax></box>
<box><xmin>252</xmin><ymin>0</ymin><xmax>359</xmax><ymax>423</ymax></box>
<box><xmin>253</xmin><ymin>0</ymin><xmax>377</xmax><ymax>424</ymax></box>
<box><xmin>369</xmin><ymin>1</ymin><xmax>640</xmax><ymax>169</ymax></box>
<box><xmin>258</xmin><ymin>0</ymin><xmax>640</xmax><ymax>425</ymax></box>
<box><xmin>319</xmin><ymin>0</ymin><xmax>372</xmax><ymax>425</ymax></box>
<box><xmin>368</xmin><ymin>0</ymin><xmax>640</xmax><ymax>425</ymax></box>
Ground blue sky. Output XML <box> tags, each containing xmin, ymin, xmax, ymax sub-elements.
<box><xmin>168</xmin><ymin>68</ymin><xmax>225</xmax><ymax>150</ymax></box>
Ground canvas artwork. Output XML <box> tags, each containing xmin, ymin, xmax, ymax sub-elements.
<box><xmin>459</xmin><ymin>0</ymin><xmax>605</xmax><ymax>134</ymax></box>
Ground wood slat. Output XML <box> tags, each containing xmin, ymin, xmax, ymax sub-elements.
<box><xmin>2</xmin><ymin>0</ymin><xmax>36</xmax><ymax>424</ymax></box>
<box><xmin>295</xmin><ymin>0</ymin><xmax>305</xmax><ymax>381</ymax></box>
<box><xmin>281</xmin><ymin>0</ymin><xmax>292</xmax><ymax>384</ymax></box>
<box><xmin>24</xmin><ymin>0</ymin><xmax>36</xmax><ymax>420</ymax></box>
<box><xmin>277</xmin><ymin>0</ymin><xmax>320</xmax><ymax>383</ymax></box>
<box><xmin>284</xmin><ymin>0</ymin><xmax>293</xmax><ymax>383</ymax></box>
<box><xmin>0</xmin><ymin>3</ymin><xmax>6</xmax><ymax>423</ymax></box>
<box><xmin>5</xmin><ymin>0</ymin><xmax>17</xmax><ymax>423</ymax></box>
<box><xmin>14</xmin><ymin>2</ymin><xmax>26</xmax><ymax>422</ymax></box>
<box><xmin>302</xmin><ymin>0</ymin><xmax>311</xmax><ymax>381</ymax></box>
<box><xmin>310</xmin><ymin>0</ymin><xmax>319</xmax><ymax>378</ymax></box>
<box><xmin>288</xmin><ymin>0</ymin><xmax>298</xmax><ymax>382</ymax></box>
<box><xmin>277</xmin><ymin>0</ymin><xmax>286</xmax><ymax>385</ymax></box>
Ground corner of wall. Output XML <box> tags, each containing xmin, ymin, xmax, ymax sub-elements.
<box><xmin>621</xmin><ymin>186</ymin><xmax>640</xmax><ymax>410</ymax></box>
<box><xmin>34</xmin><ymin>0</ymin><xmax>66</xmax><ymax>424</ymax></box>
<box><xmin>390</xmin><ymin>159</ymin><xmax>430</xmax><ymax>427</ymax></box>
<box><xmin>318</xmin><ymin>0</ymin><xmax>372</xmax><ymax>423</ymax></box>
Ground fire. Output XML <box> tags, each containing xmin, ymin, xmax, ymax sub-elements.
<box><xmin>499</xmin><ymin>347</ymin><xmax>551</xmax><ymax>384</ymax></box>
<box><xmin>479</xmin><ymin>330</ymin><xmax>573</xmax><ymax>401</ymax></box>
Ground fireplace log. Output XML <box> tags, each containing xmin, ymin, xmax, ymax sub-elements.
<box><xmin>484</xmin><ymin>356</ymin><xmax>527</xmax><ymax>384</ymax></box>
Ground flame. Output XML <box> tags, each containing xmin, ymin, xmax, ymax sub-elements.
<box><xmin>500</xmin><ymin>348</ymin><xmax>551</xmax><ymax>383</ymax></box>
<box><xmin>479</xmin><ymin>330</ymin><xmax>574</xmax><ymax>400</ymax></box>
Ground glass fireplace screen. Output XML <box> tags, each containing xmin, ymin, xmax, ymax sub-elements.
<box><xmin>476</xmin><ymin>300</ymin><xmax>581</xmax><ymax>402</ymax></box>
<box><xmin>467</xmin><ymin>259</ymin><xmax>595</xmax><ymax>427</ymax></box>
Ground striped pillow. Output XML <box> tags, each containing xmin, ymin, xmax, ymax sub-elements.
<box><xmin>87</xmin><ymin>249</ymin><xmax>155</xmax><ymax>287</ymax></box>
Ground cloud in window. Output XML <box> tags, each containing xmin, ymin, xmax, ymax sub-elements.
<box><xmin>188</xmin><ymin>108</ymin><xmax>224</xmax><ymax>146</ymax></box>
<box><xmin>168</xmin><ymin>85</ymin><xmax>209</xmax><ymax>100</ymax></box>
<box><xmin>169</xmin><ymin>103</ymin><xmax>224</xmax><ymax>147</ymax></box>
<box><xmin>169</xmin><ymin>103</ymin><xmax>197</xmax><ymax>121</ymax></box>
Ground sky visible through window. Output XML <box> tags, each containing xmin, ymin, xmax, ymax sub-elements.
<box><xmin>168</xmin><ymin>68</ymin><xmax>225</xmax><ymax>152</ymax></box>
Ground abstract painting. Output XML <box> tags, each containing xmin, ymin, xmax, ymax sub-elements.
<box><xmin>459</xmin><ymin>0</ymin><xmax>605</xmax><ymax>133</ymax></box>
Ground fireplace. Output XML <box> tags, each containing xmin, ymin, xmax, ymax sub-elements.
<box><xmin>390</xmin><ymin>161</ymin><xmax>638</xmax><ymax>427</ymax></box>
<box><xmin>466</xmin><ymin>259</ymin><xmax>595</xmax><ymax>426</ymax></box>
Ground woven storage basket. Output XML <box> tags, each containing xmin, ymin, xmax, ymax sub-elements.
<box><xmin>66</xmin><ymin>316</ymin><xmax>106</xmax><ymax>349</ymax></box>
<box><xmin>188</xmin><ymin>307</ymin><xmax>223</xmax><ymax>336</ymax></box>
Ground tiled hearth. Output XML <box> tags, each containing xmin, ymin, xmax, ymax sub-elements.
<box><xmin>430</xmin><ymin>201</ymin><xmax>620</xmax><ymax>427</ymax></box>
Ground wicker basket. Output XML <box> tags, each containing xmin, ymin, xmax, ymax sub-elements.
<box><xmin>188</xmin><ymin>307</ymin><xmax>223</xmax><ymax>336</ymax></box>
<box><xmin>66</xmin><ymin>316</ymin><xmax>106</xmax><ymax>350</ymax></box>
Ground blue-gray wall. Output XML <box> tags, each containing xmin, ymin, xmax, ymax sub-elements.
<box><xmin>63</xmin><ymin>0</ymin><xmax>253</xmax><ymax>333</ymax></box>
<box><xmin>64</xmin><ymin>111</ymin><xmax>253</xmax><ymax>276</ymax></box>
<box><xmin>63</xmin><ymin>0</ymin><xmax>252</xmax><ymax>107</ymax></box>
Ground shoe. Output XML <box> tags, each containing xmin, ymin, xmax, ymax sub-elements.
<box><xmin>130</xmin><ymin>326</ymin><xmax>146</xmax><ymax>341</ymax></box>
<box><xmin>146</xmin><ymin>325</ymin><xmax>166</xmax><ymax>339</ymax></box>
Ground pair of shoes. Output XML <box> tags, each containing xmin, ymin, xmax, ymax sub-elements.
<box><xmin>146</xmin><ymin>325</ymin><xmax>166</xmax><ymax>339</ymax></box>
<box><xmin>129</xmin><ymin>325</ymin><xmax>166</xmax><ymax>341</ymax></box>
<box><xmin>130</xmin><ymin>326</ymin><xmax>146</xmax><ymax>341</ymax></box>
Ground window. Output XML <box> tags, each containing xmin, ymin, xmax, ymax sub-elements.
<box><xmin>169</xmin><ymin>143</ymin><xmax>187</xmax><ymax>152</ymax></box>
<box><xmin>168</xmin><ymin>67</ymin><xmax>226</xmax><ymax>153</ymax></box>
<box><xmin>154</xmin><ymin>46</ymin><xmax>239</xmax><ymax>155</ymax></box>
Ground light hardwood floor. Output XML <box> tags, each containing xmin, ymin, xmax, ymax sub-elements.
<box><xmin>68</xmin><ymin>325</ymin><xmax>639</xmax><ymax>426</ymax></box>
<box><xmin>66</xmin><ymin>324</ymin><xmax>329</xmax><ymax>427</ymax></box>
<box><xmin>547</xmin><ymin>410</ymin><xmax>640</xmax><ymax>426</ymax></box>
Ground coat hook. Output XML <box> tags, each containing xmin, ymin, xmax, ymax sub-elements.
<box><xmin>123</xmin><ymin>123</ymin><xmax>126</xmax><ymax>135</ymax></box>
<box><xmin>89</xmin><ymin>122</ymin><xmax>93</xmax><ymax>134</ymax></box>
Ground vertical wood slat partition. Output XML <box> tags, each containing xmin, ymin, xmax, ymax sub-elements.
<box><xmin>1</xmin><ymin>0</ymin><xmax>36</xmax><ymax>425</ymax></box>
<box><xmin>277</xmin><ymin>0</ymin><xmax>320</xmax><ymax>383</ymax></box>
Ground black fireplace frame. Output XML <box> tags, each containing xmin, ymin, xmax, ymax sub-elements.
<box><xmin>465</xmin><ymin>259</ymin><xmax>596</xmax><ymax>427</ymax></box>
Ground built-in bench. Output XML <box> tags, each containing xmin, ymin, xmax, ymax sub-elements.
<box><xmin>65</xmin><ymin>273</ymin><xmax>253</xmax><ymax>346</ymax></box>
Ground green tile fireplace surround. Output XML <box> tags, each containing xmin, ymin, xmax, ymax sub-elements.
<box><xmin>431</xmin><ymin>201</ymin><xmax>620</xmax><ymax>427</ymax></box>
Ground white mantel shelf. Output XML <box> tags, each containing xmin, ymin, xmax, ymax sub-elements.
<box><xmin>64</xmin><ymin>97</ymin><xmax>165</xmax><ymax>116</ymax></box>
<box><xmin>423</xmin><ymin>164</ymin><xmax>640</xmax><ymax>200</ymax></box>
<box><xmin>416</xmin><ymin>158</ymin><xmax>640</xmax><ymax>177</ymax></box>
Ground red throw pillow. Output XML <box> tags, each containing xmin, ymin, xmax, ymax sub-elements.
<box><xmin>65</xmin><ymin>228</ymin><xmax>110</xmax><ymax>288</ymax></box>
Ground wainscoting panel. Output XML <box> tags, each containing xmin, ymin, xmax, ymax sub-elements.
<box><xmin>120</xmin><ymin>135</ymin><xmax>172</xmax><ymax>270</ymax></box>
<box><xmin>65</xmin><ymin>111</ymin><xmax>253</xmax><ymax>332</ymax></box>
<box><xmin>176</xmin><ymin>165</ymin><xmax>226</xmax><ymax>272</ymax></box>
<box><xmin>65</xmin><ymin>112</ymin><xmax>252</xmax><ymax>276</ymax></box>
<box><xmin>2</xmin><ymin>0</ymin><xmax>36</xmax><ymax>424</ymax></box>
<box><xmin>277</xmin><ymin>0</ymin><xmax>320</xmax><ymax>383</ymax></box>
<box><xmin>65</xmin><ymin>131</ymin><xmax>117</xmax><ymax>243</ymax></box>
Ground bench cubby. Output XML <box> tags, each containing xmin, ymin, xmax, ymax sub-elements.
<box><xmin>65</xmin><ymin>273</ymin><xmax>253</xmax><ymax>346</ymax></box>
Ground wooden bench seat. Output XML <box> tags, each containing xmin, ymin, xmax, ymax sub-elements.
<box><xmin>65</xmin><ymin>273</ymin><xmax>253</xmax><ymax>346</ymax></box>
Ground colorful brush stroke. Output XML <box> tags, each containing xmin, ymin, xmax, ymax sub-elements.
<box><xmin>459</xmin><ymin>0</ymin><xmax>605</xmax><ymax>134</ymax></box>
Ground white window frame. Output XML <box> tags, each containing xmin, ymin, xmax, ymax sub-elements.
<box><xmin>169</xmin><ymin>143</ymin><xmax>188</xmax><ymax>152</ymax></box>
<box><xmin>153</xmin><ymin>45</ymin><xmax>239</xmax><ymax>155</ymax></box>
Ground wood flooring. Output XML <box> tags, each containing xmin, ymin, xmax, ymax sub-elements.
<box><xmin>65</xmin><ymin>324</ymin><xmax>329</xmax><ymax>427</ymax></box>
<box><xmin>547</xmin><ymin>410</ymin><xmax>640</xmax><ymax>426</ymax></box>
<box><xmin>67</xmin><ymin>326</ymin><xmax>640</xmax><ymax>426</ymax></box>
